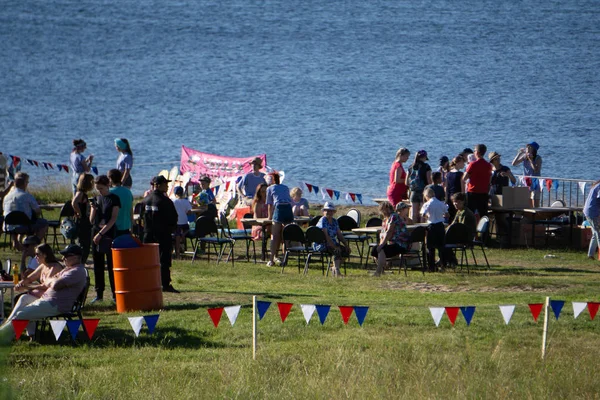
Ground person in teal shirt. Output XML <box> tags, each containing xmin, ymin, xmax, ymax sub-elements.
<box><xmin>108</xmin><ymin>169</ymin><xmax>133</xmax><ymax>236</ymax></box>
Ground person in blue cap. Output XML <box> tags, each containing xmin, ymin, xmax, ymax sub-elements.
<box><xmin>512</xmin><ymin>141</ymin><xmax>543</xmax><ymax>207</ymax></box>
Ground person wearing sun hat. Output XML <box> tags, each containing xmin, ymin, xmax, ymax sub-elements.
<box><xmin>488</xmin><ymin>151</ymin><xmax>516</xmax><ymax>195</ymax></box>
<box><xmin>314</xmin><ymin>202</ymin><xmax>350</xmax><ymax>277</ymax></box>
<box><xmin>512</xmin><ymin>141</ymin><xmax>543</xmax><ymax>207</ymax></box>
<box><xmin>237</xmin><ymin>157</ymin><xmax>266</xmax><ymax>205</ymax></box>
<box><xmin>0</xmin><ymin>244</ymin><xmax>86</xmax><ymax>344</ymax></box>
<box><xmin>405</xmin><ymin>150</ymin><xmax>432</xmax><ymax>223</ymax></box>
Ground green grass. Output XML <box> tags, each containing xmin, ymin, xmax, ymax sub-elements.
<box><xmin>1</xmin><ymin>240</ymin><xmax>600</xmax><ymax>399</ymax></box>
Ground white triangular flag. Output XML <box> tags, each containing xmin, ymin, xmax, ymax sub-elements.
<box><xmin>539</xmin><ymin>179</ymin><xmax>545</xmax><ymax>192</ymax></box>
<box><xmin>128</xmin><ymin>316</ymin><xmax>144</xmax><ymax>337</ymax></box>
<box><xmin>300</xmin><ymin>304</ymin><xmax>316</xmax><ymax>324</ymax></box>
<box><xmin>572</xmin><ymin>302</ymin><xmax>587</xmax><ymax>319</ymax></box>
<box><xmin>499</xmin><ymin>305</ymin><xmax>516</xmax><ymax>325</ymax></box>
<box><xmin>578</xmin><ymin>182</ymin><xmax>587</xmax><ymax>196</ymax></box>
<box><xmin>224</xmin><ymin>305</ymin><xmax>241</xmax><ymax>326</ymax></box>
<box><xmin>429</xmin><ymin>307</ymin><xmax>445</xmax><ymax>327</ymax></box>
<box><xmin>50</xmin><ymin>320</ymin><xmax>67</xmax><ymax>341</ymax></box>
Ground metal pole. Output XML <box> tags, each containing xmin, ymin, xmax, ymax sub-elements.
<box><xmin>541</xmin><ymin>296</ymin><xmax>550</xmax><ymax>360</ymax></box>
<box><xmin>252</xmin><ymin>295</ymin><xmax>257</xmax><ymax>360</ymax></box>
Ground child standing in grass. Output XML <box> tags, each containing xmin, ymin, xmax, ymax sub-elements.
<box><xmin>420</xmin><ymin>187</ymin><xmax>448</xmax><ymax>272</ymax></box>
<box><xmin>173</xmin><ymin>186</ymin><xmax>192</xmax><ymax>259</ymax></box>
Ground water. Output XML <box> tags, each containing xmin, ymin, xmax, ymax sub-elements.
<box><xmin>1</xmin><ymin>0</ymin><xmax>599</xmax><ymax>202</ymax></box>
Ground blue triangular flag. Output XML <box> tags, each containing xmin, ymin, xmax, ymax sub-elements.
<box><xmin>460</xmin><ymin>306</ymin><xmax>476</xmax><ymax>326</ymax></box>
<box><xmin>26</xmin><ymin>159</ymin><xmax>35</xmax><ymax>166</ymax></box>
<box><xmin>333</xmin><ymin>190</ymin><xmax>340</xmax><ymax>200</ymax></box>
<box><xmin>353</xmin><ymin>306</ymin><xmax>369</xmax><ymax>326</ymax></box>
<box><xmin>66</xmin><ymin>320</ymin><xmax>81</xmax><ymax>339</ymax></box>
<box><xmin>315</xmin><ymin>305</ymin><xmax>331</xmax><ymax>325</ymax></box>
<box><xmin>213</xmin><ymin>185</ymin><xmax>219</xmax><ymax>196</ymax></box>
<box><xmin>144</xmin><ymin>314</ymin><xmax>159</xmax><ymax>334</ymax></box>
<box><xmin>257</xmin><ymin>301</ymin><xmax>271</xmax><ymax>320</ymax></box>
<box><xmin>550</xmin><ymin>300</ymin><xmax>565</xmax><ymax>320</ymax></box>
<box><xmin>356</xmin><ymin>194</ymin><xmax>363</xmax><ymax>204</ymax></box>
<box><xmin>552</xmin><ymin>180</ymin><xmax>559</xmax><ymax>193</ymax></box>
<box><xmin>313</xmin><ymin>186</ymin><xmax>319</xmax><ymax>195</ymax></box>
<box><xmin>91</xmin><ymin>166</ymin><xmax>99</xmax><ymax>175</ymax></box>
<box><xmin>43</xmin><ymin>162</ymin><xmax>49</xmax><ymax>170</ymax></box>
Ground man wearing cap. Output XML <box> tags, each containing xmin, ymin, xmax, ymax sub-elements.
<box><xmin>3</xmin><ymin>172</ymin><xmax>48</xmax><ymax>248</ymax></box>
<box><xmin>462</xmin><ymin>144</ymin><xmax>492</xmax><ymax>217</ymax></box>
<box><xmin>489</xmin><ymin>151</ymin><xmax>516</xmax><ymax>195</ymax></box>
<box><xmin>0</xmin><ymin>244</ymin><xmax>87</xmax><ymax>344</ymax></box>
<box><xmin>142</xmin><ymin>176</ymin><xmax>179</xmax><ymax>293</ymax></box>
<box><xmin>237</xmin><ymin>157</ymin><xmax>266</xmax><ymax>205</ymax></box>
<box><xmin>512</xmin><ymin>141</ymin><xmax>543</xmax><ymax>207</ymax></box>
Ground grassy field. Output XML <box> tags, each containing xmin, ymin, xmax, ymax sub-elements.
<box><xmin>1</xmin><ymin>206</ymin><xmax>600</xmax><ymax>399</ymax></box>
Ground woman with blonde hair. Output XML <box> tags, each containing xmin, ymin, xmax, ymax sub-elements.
<box><xmin>290</xmin><ymin>187</ymin><xmax>310</xmax><ymax>216</ymax></box>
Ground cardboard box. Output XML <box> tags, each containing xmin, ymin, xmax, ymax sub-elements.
<box><xmin>554</xmin><ymin>226</ymin><xmax>593</xmax><ymax>249</ymax></box>
<box><xmin>510</xmin><ymin>221</ymin><xmax>546</xmax><ymax>247</ymax></box>
<box><xmin>491</xmin><ymin>187</ymin><xmax>531</xmax><ymax>209</ymax></box>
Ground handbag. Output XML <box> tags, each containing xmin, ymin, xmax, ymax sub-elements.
<box><xmin>60</xmin><ymin>218</ymin><xmax>79</xmax><ymax>240</ymax></box>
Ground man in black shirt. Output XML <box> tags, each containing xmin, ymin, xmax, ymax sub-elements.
<box><xmin>142</xmin><ymin>176</ymin><xmax>179</xmax><ymax>293</ymax></box>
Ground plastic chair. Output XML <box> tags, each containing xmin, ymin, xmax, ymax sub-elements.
<box><xmin>444</xmin><ymin>223</ymin><xmax>472</xmax><ymax>273</ymax></box>
<box><xmin>281</xmin><ymin>224</ymin><xmax>307</xmax><ymax>273</ymax></box>
<box><xmin>303</xmin><ymin>226</ymin><xmax>331</xmax><ymax>275</ymax></box>
<box><xmin>3</xmin><ymin>211</ymin><xmax>32</xmax><ymax>249</ymax></box>
<box><xmin>47</xmin><ymin>201</ymin><xmax>75</xmax><ymax>251</ymax></box>
<box><xmin>346</xmin><ymin>208</ymin><xmax>361</xmax><ymax>226</ymax></box>
<box><xmin>191</xmin><ymin>216</ymin><xmax>235</xmax><ymax>266</ymax></box>
<box><xmin>470</xmin><ymin>216</ymin><xmax>490</xmax><ymax>269</ymax></box>
<box><xmin>219</xmin><ymin>212</ymin><xmax>255</xmax><ymax>263</ymax></box>
<box><xmin>337</xmin><ymin>215</ymin><xmax>368</xmax><ymax>266</ymax></box>
<box><xmin>399</xmin><ymin>226</ymin><xmax>427</xmax><ymax>276</ymax></box>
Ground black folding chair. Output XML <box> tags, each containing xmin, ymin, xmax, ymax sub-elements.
<box><xmin>364</xmin><ymin>217</ymin><xmax>383</xmax><ymax>268</ymax></box>
<box><xmin>337</xmin><ymin>215</ymin><xmax>368</xmax><ymax>266</ymax></box>
<box><xmin>281</xmin><ymin>224</ymin><xmax>307</xmax><ymax>273</ymax></box>
<box><xmin>470</xmin><ymin>216</ymin><xmax>490</xmax><ymax>269</ymax></box>
<box><xmin>219</xmin><ymin>212</ymin><xmax>255</xmax><ymax>263</ymax></box>
<box><xmin>47</xmin><ymin>201</ymin><xmax>75</xmax><ymax>251</ymax></box>
<box><xmin>3</xmin><ymin>211</ymin><xmax>32</xmax><ymax>249</ymax></box>
<box><xmin>303</xmin><ymin>226</ymin><xmax>330</xmax><ymax>275</ymax></box>
<box><xmin>191</xmin><ymin>216</ymin><xmax>235</xmax><ymax>266</ymax></box>
<box><xmin>444</xmin><ymin>223</ymin><xmax>472</xmax><ymax>273</ymax></box>
<box><xmin>400</xmin><ymin>226</ymin><xmax>427</xmax><ymax>276</ymax></box>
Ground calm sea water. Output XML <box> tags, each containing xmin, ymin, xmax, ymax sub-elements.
<box><xmin>1</xmin><ymin>0</ymin><xmax>599</xmax><ymax>202</ymax></box>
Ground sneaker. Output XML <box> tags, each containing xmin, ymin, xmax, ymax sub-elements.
<box><xmin>274</xmin><ymin>258</ymin><xmax>282</xmax><ymax>265</ymax></box>
<box><xmin>163</xmin><ymin>285</ymin><xmax>180</xmax><ymax>293</ymax></box>
<box><xmin>90</xmin><ymin>296</ymin><xmax>103</xmax><ymax>304</ymax></box>
<box><xmin>266</xmin><ymin>261</ymin><xmax>275</xmax><ymax>267</ymax></box>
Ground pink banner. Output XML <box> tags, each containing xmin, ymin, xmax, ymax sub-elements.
<box><xmin>180</xmin><ymin>146</ymin><xmax>267</xmax><ymax>183</ymax></box>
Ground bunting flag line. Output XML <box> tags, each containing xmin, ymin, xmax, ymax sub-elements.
<box><xmin>277</xmin><ymin>303</ymin><xmax>293</xmax><ymax>323</ymax></box>
<box><xmin>224</xmin><ymin>306</ymin><xmax>241</xmax><ymax>326</ymax></box>
<box><xmin>83</xmin><ymin>319</ymin><xmax>100</xmax><ymax>339</ymax></box>
<box><xmin>430</xmin><ymin>307</ymin><xmax>445</xmax><ymax>327</ymax></box>
<box><xmin>316</xmin><ymin>305</ymin><xmax>331</xmax><ymax>325</ymax></box>
<box><xmin>301</xmin><ymin>182</ymin><xmax>362</xmax><ymax>204</ymax></box>
<box><xmin>257</xmin><ymin>301</ymin><xmax>271</xmax><ymax>320</ymax></box>
<box><xmin>353</xmin><ymin>306</ymin><xmax>369</xmax><ymax>326</ymax></box>
<box><xmin>301</xmin><ymin>304</ymin><xmax>316</xmax><ymax>324</ymax></box>
<box><xmin>460</xmin><ymin>306</ymin><xmax>476</xmax><ymax>326</ymax></box>
<box><xmin>143</xmin><ymin>315</ymin><xmax>159</xmax><ymax>334</ymax></box>
<box><xmin>11</xmin><ymin>320</ymin><xmax>28</xmax><ymax>340</ymax></box>
<box><xmin>572</xmin><ymin>302</ymin><xmax>587</xmax><ymax>319</ymax></box>
<box><xmin>528</xmin><ymin>303</ymin><xmax>544</xmax><ymax>322</ymax></box>
<box><xmin>207</xmin><ymin>308</ymin><xmax>224</xmax><ymax>328</ymax></box>
<box><xmin>338</xmin><ymin>306</ymin><xmax>354</xmax><ymax>325</ymax></box>
<box><xmin>499</xmin><ymin>305</ymin><xmax>515</xmax><ymax>325</ymax></box>
<box><xmin>66</xmin><ymin>320</ymin><xmax>81</xmax><ymax>339</ymax></box>
<box><xmin>445</xmin><ymin>307</ymin><xmax>460</xmax><ymax>326</ymax></box>
<box><xmin>588</xmin><ymin>302</ymin><xmax>599</xmax><ymax>320</ymax></box>
<box><xmin>50</xmin><ymin>320</ymin><xmax>67</xmax><ymax>341</ymax></box>
<box><xmin>128</xmin><ymin>316</ymin><xmax>144</xmax><ymax>337</ymax></box>
<box><xmin>550</xmin><ymin>300</ymin><xmax>565</xmax><ymax>320</ymax></box>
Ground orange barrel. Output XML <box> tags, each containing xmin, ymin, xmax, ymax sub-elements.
<box><xmin>112</xmin><ymin>243</ymin><xmax>163</xmax><ymax>313</ymax></box>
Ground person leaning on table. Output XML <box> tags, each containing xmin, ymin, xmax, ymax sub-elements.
<box><xmin>0</xmin><ymin>244</ymin><xmax>86</xmax><ymax>344</ymax></box>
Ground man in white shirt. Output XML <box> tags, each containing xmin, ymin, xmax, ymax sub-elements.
<box><xmin>420</xmin><ymin>187</ymin><xmax>448</xmax><ymax>272</ymax></box>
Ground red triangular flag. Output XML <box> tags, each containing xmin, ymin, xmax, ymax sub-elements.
<box><xmin>48</xmin><ymin>163</ymin><xmax>54</xmax><ymax>169</ymax></box>
<box><xmin>33</xmin><ymin>160</ymin><xmax>39</xmax><ymax>167</ymax></box>
<box><xmin>207</xmin><ymin>308</ymin><xmax>224</xmax><ymax>327</ymax></box>
<box><xmin>12</xmin><ymin>320</ymin><xmax>29</xmax><ymax>340</ymax></box>
<box><xmin>225</xmin><ymin>181</ymin><xmax>231</xmax><ymax>192</ymax></box>
<box><xmin>82</xmin><ymin>319</ymin><xmax>100</xmax><ymax>339</ymax></box>
<box><xmin>545</xmin><ymin>179</ymin><xmax>553</xmax><ymax>192</ymax></box>
<box><xmin>338</xmin><ymin>306</ymin><xmax>354</xmax><ymax>325</ymax></box>
<box><xmin>445</xmin><ymin>307</ymin><xmax>460</xmax><ymax>326</ymax></box>
<box><xmin>588</xmin><ymin>302</ymin><xmax>600</xmax><ymax>320</ymax></box>
<box><xmin>64</xmin><ymin>165</ymin><xmax>69</xmax><ymax>173</ymax></box>
<box><xmin>349</xmin><ymin>193</ymin><xmax>356</xmax><ymax>202</ymax></box>
<box><xmin>277</xmin><ymin>302</ymin><xmax>293</xmax><ymax>322</ymax></box>
<box><xmin>326</xmin><ymin>189</ymin><xmax>334</xmax><ymax>199</ymax></box>
<box><xmin>528</xmin><ymin>303</ymin><xmax>544</xmax><ymax>322</ymax></box>
<box><xmin>11</xmin><ymin>156</ymin><xmax>20</xmax><ymax>167</ymax></box>
<box><xmin>305</xmin><ymin>183</ymin><xmax>313</xmax><ymax>193</ymax></box>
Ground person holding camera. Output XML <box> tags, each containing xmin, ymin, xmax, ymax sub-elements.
<box><xmin>512</xmin><ymin>141</ymin><xmax>543</xmax><ymax>207</ymax></box>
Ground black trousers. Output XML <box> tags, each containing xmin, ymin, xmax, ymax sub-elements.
<box><xmin>77</xmin><ymin>223</ymin><xmax>92</xmax><ymax>265</ymax></box>
<box><xmin>467</xmin><ymin>192</ymin><xmax>489</xmax><ymax>217</ymax></box>
<box><xmin>427</xmin><ymin>222</ymin><xmax>445</xmax><ymax>271</ymax></box>
<box><xmin>144</xmin><ymin>232</ymin><xmax>173</xmax><ymax>288</ymax></box>
<box><xmin>92</xmin><ymin>241</ymin><xmax>115</xmax><ymax>297</ymax></box>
